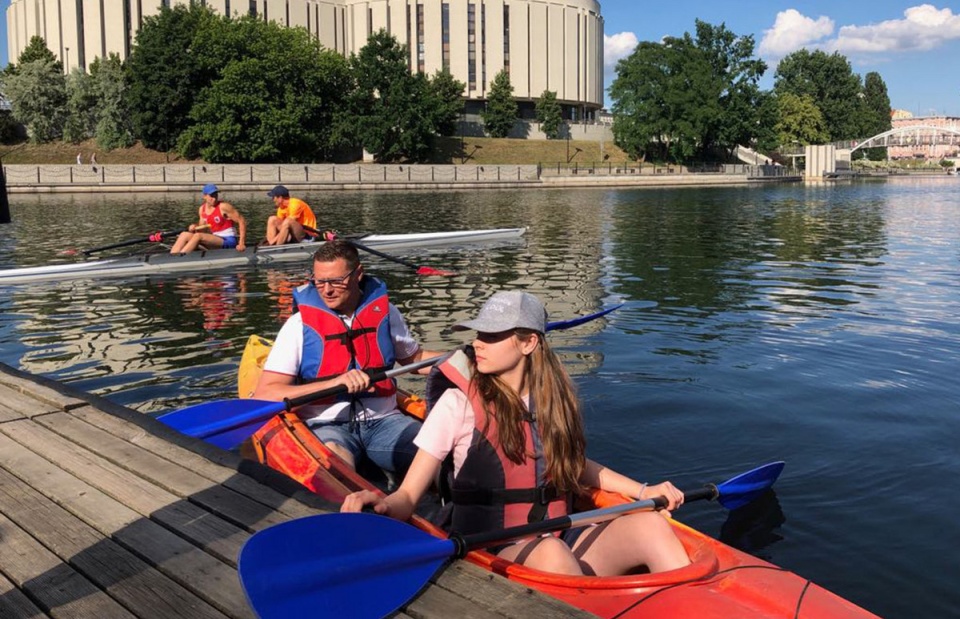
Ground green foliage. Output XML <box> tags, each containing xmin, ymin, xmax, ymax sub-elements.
<box><xmin>482</xmin><ymin>70</ymin><xmax>517</xmax><ymax>138</ymax></box>
<box><xmin>94</xmin><ymin>54</ymin><xmax>135</xmax><ymax>150</ymax></box>
<box><xmin>940</xmin><ymin>160</ymin><xmax>954</xmax><ymax>168</ymax></box>
<box><xmin>426</xmin><ymin>69</ymin><xmax>466</xmax><ymax>137</ymax></box>
<box><xmin>180</xmin><ymin>19</ymin><xmax>350</xmax><ymax>163</ymax></box>
<box><xmin>339</xmin><ymin>31</ymin><xmax>462</xmax><ymax>162</ymax></box>
<box><xmin>775</xmin><ymin>92</ymin><xmax>829</xmax><ymax>146</ymax></box>
<box><xmin>62</xmin><ymin>68</ymin><xmax>98</xmax><ymax>143</ymax></box>
<box><xmin>774</xmin><ymin>50</ymin><xmax>863</xmax><ymax>141</ymax></box>
<box><xmin>0</xmin><ymin>112</ymin><xmax>22</xmax><ymax>144</ymax></box>
<box><xmin>5</xmin><ymin>36</ymin><xmax>61</xmax><ymax>76</ymax></box>
<box><xmin>858</xmin><ymin>72</ymin><xmax>891</xmax><ymax>160</ymax></box>
<box><xmin>610</xmin><ymin>20</ymin><xmax>767</xmax><ymax>162</ymax></box>
<box><xmin>125</xmin><ymin>4</ymin><xmax>220</xmax><ymax>151</ymax></box>
<box><xmin>4</xmin><ymin>58</ymin><xmax>67</xmax><ymax>143</ymax></box>
<box><xmin>535</xmin><ymin>90</ymin><xmax>563</xmax><ymax>139</ymax></box>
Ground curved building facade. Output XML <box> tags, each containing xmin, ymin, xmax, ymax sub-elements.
<box><xmin>6</xmin><ymin>0</ymin><xmax>603</xmax><ymax>115</ymax></box>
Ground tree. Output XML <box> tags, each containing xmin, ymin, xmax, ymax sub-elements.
<box><xmin>180</xmin><ymin>19</ymin><xmax>350</xmax><ymax>162</ymax></box>
<box><xmin>774</xmin><ymin>50</ymin><xmax>863</xmax><ymax>141</ymax></box>
<box><xmin>610</xmin><ymin>20</ymin><xmax>767</xmax><ymax>162</ymax></box>
<box><xmin>338</xmin><ymin>31</ymin><xmax>462</xmax><ymax>162</ymax></box>
<box><xmin>859</xmin><ymin>72</ymin><xmax>891</xmax><ymax>160</ymax></box>
<box><xmin>125</xmin><ymin>4</ymin><xmax>219</xmax><ymax>151</ymax></box>
<box><xmin>95</xmin><ymin>54</ymin><xmax>135</xmax><ymax>150</ymax></box>
<box><xmin>535</xmin><ymin>90</ymin><xmax>563</xmax><ymax>139</ymax></box>
<box><xmin>775</xmin><ymin>92</ymin><xmax>829</xmax><ymax>146</ymax></box>
<box><xmin>4</xmin><ymin>36</ymin><xmax>61</xmax><ymax>76</ymax></box>
<box><xmin>4</xmin><ymin>58</ymin><xmax>67</xmax><ymax>143</ymax></box>
<box><xmin>62</xmin><ymin>67</ymin><xmax>98</xmax><ymax>143</ymax></box>
<box><xmin>482</xmin><ymin>70</ymin><xmax>517</xmax><ymax>138</ymax></box>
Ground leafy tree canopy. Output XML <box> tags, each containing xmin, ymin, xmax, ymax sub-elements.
<box><xmin>62</xmin><ymin>67</ymin><xmax>98</xmax><ymax>143</ymax></box>
<box><xmin>774</xmin><ymin>49</ymin><xmax>863</xmax><ymax>141</ymax></box>
<box><xmin>4</xmin><ymin>57</ymin><xmax>67</xmax><ymax>143</ymax></box>
<box><xmin>5</xmin><ymin>36</ymin><xmax>61</xmax><ymax>76</ymax></box>
<box><xmin>775</xmin><ymin>92</ymin><xmax>829</xmax><ymax>146</ymax></box>
<box><xmin>95</xmin><ymin>53</ymin><xmax>135</xmax><ymax>150</ymax></box>
<box><xmin>535</xmin><ymin>90</ymin><xmax>563</xmax><ymax>139</ymax></box>
<box><xmin>482</xmin><ymin>70</ymin><xmax>517</xmax><ymax>138</ymax></box>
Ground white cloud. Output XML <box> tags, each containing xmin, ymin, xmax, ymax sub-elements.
<box><xmin>833</xmin><ymin>4</ymin><xmax>960</xmax><ymax>54</ymax></box>
<box><xmin>758</xmin><ymin>9</ymin><xmax>834</xmax><ymax>58</ymax></box>
<box><xmin>604</xmin><ymin>32</ymin><xmax>639</xmax><ymax>71</ymax></box>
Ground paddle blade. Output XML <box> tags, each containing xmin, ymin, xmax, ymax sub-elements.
<box><xmin>716</xmin><ymin>461</ymin><xmax>785</xmax><ymax>510</ymax></box>
<box><xmin>546</xmin><ymin>304</ymin><xmax>623</xmax><ymax>331</ymax></box>
<box><xmin>158</xmin><ymin>398</ymin><xmax>284</xmax><ymax>449</ymax></box>
<box><xmin>416</xmin><ymin>266</ymin><xmax>457</xmax><ymax>276</ymax></box>
<box><xmin>240</xmin><ymin>513</ymin><xmax>456</xmax><ymax>619</ymax></box>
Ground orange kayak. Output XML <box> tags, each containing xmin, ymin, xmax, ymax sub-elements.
<box><xmin>246</xmin><ymin>406</ymin><xmax>878</xmax><ymax>619</ymax></box>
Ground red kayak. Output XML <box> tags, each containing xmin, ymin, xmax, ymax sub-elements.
<box><xmin>247</xmin><ymin>401</ymin><xmax>879</xmax><ymax>619</ymax></box>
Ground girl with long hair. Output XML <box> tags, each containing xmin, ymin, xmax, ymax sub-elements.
<box><xmin>342</xmin><ymin>291</ymin><xmax>690</xmax><ymax>575</ymax></box>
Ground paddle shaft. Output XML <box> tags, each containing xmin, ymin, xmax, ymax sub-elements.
<box><xmin>303</xmin><ymin>225</ymin><xmax>443</xmax><ymax>273</ymax></box>
<box><xmin>453</xmin><ymin>485</ymin><xmax>719</xmax><ymax>556</ymax></box>
<box><xmin>82</xmin><ymin>229</ymin><xmax>188</xmax><ymax>255</ymax></box>
<box><xmin>193</xmin><ymin>355</ymin><xmax>444</xmax><ymax>440</ymax></box>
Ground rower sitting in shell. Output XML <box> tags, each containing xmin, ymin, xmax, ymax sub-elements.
<box><xmin>171</xmin><ymin>184</ymin><xmax>247</xmax><ymax>254</ymax></box>
<box><xmin>264</xmin><ymin>185</ymin><xmax>318</xmax><ymax>246</ymax></box>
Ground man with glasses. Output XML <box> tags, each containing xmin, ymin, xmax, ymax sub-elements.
<box><xmin>253</xmin><ymin>240</ymin><xmax>440</xmax><ymax>479</ymax></box>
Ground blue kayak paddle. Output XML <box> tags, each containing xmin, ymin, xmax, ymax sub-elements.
<box><xmin>158</xmin><ymin>305</ymin><xmax>621</xmax><ymax>449</ymax></box>
<box><xmin>238</xmin><ymin>461</ymin><xmax>784</xmax><ymax>619</ymax></box>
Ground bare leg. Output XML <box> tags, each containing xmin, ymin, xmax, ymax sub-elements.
<box><xmin>170</xmin><ymin>231</ymin><xmax>194</xmax><ymax>254</ymax></box>
<box><xmin>181</xmin><ymin>232</ymin><xmax>225</xmax><ymax>254</ymax></box>
<box><xmin>496</xmin><ymin>536</ymin><xmax>583</xmax><ymax>575</ymax></box>
<box><xmin>571</xmin><ymin>512</ymin><xmax>690</xmax><ymax>576</ymax></box>
<box><xmin>324</xmin><ymin>442</ymin><xmax>356</xmax><ymax>469</ymax></box>
<box><xmin>288</xmin><ymin>220</ymin><xmax>308</xmax><ymax>242</ymax></box>
<box><xmin>275</xmin><ymin>219</ymin><xmax>295</xmax><ymax>245</ymax></box>
<box><xmin>265</xmin><ymin>216</ymin><xmax>282</xmax><ymax>245</ymax></box>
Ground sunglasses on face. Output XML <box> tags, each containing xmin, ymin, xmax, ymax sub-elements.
<box><xmin>309</xmin><ymin>265</ymin><xmax>359</xmax><ymax>289</ymax></box>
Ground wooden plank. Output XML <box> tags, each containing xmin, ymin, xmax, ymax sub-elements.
<box><xmin>0</xmin><ymin>569</ymin><xmax>50</xmax><ymax>619</ymax></box>
<box><xmin>0</xmin><ymin>435</ymin><xmax>252</xmax><ymax>618</ymax></box>
<box><xmin>68</xmin><ymin>405</ymin><xmax>324</xmax><ymax>518</ymax></box>
<box><xmin>0</xmin><ymin>512</ymin><xmax>138</xmax><ymax>619</ymax></box>
<box><xmin>0</xmin><ymin>466</ymin><xmax>229</xmax><ymax>619</ymax></box>
<box><xmin>0</xmin><ymin>369</ymin><xmax>85</xmax><ymax>411</ymax></box>
<box><xmin>405</xmin><ymin>583</ymin><xmax>506</xmax><ymax>619</ymax></box>
<box><xmin>0</xmin><ymin>422</ymin><xmax>248</xmax><ymax>565</ymax></box>
<box><xmin>433</xmin><ymin>563</ymin><xmax>595</xmax><ymax>618</ymax></box>
<box><xmin>0</xmin><ymin>383</ymin><xmax>57</xmax><ymax>422</ymax></box>
<box><xmin>31</xmin><ymin>412</ymin><xmax>292</xmax><ymax>532</ymax></box>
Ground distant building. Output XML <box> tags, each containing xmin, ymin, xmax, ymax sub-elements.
<box><xmin>5</xmin><ymin>0</ymin><xmax>604</xmax><ymax>118</ymax></box>
<box><xmin>890</xmin><ymin>109</ymin><xmax>914</xmax><ymax>120</ymax></box>
<box><xmin>888</xmin><ymin>116</ymin><xmax>960</xmax><ymax>160</ymax></box>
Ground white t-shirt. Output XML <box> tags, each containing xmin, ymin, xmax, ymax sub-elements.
<box><xmin>263</xmin><ymin>304</ymin><xmax>421</xmax><ymax>423</ymax></box>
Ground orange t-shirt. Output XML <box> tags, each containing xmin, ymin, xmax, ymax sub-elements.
<box><xmin>276</xmin><ymin>197</ymin><xmax>317</xmax><ymax>231</ymax></box>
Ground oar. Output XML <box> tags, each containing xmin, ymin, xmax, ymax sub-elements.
<box><xmin>158</xmin><ymin>355</ymin><xmax>445</xmax><ymax>449</ymax></box>
<box><xmin>77</xmin><ymin>229</ymin><xmax>189</xmax><ymax>256</ymax></box>
<box><xmin>238</xmin><ymin>461</ymin><xmax>785</xmax><ymax>619</ymax></box>
<box><xmin>303</xmin><ymin>225</ymin><xmax>456</xmax><ymax>276</ymax></box>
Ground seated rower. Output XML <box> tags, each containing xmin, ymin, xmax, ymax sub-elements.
<box><xmin>170</xmin><ymin>184</ymin><xmax>247</xmax><ymax>254</ymax></box>
<box><xmin>343</xmin><ymin>291</ymin><xmax>691</xmax><ymax>576</ymax></box>
<box><xmin>265</xmin><ymin>185</ymin><xmax>318</xmax><ymax>245</ymax></box>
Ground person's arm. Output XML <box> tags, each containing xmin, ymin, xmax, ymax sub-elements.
<box><xmin>580</xmin><ymin>459</ymin><xmax>685</xmax><ymax>511</ymax></box>
<box><xmin>340</xmin><ymin>449</ymin><xmax>441</xmax><ymax>520</ymax></box>
<box><xmin>390</xmin><ymin>305</ymin><xmax>444</xmax><ymax>374</ymax></box>
<box><xmin>189</xmin><ymin>207</ymin><xmax>203</xmax><ymax>232</ymax></box>
<box><xmin>221</xmin><ymin>202</ymin><xmax>246</xmax><ymax>251</ymax></box>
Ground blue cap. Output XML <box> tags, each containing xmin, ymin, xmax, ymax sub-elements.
<box><xmin>202</xmin><ymin>183</ymin><xmax>219</xmax><ymax>195</ymax></box>
<box><xmin>267</xmin><ymin>185</ymin><xmax>290</xmax><ymax>198</ymax></box>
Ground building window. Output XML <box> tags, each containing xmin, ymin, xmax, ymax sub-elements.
<box><xmin>406</xmin><ymin>4</ymin><xmax>412</xmax><ymax>70</ymax></box>
<box><xmin>480</xmin><ymin>3</ymin><xmax>486</xmax><ymax>86</ymax></box>
<box><xmin>306</xmin><ymin>3</ymin><xmax>311</xmax><ymax>34</ymax></box>
<box><xmin>503</xmin><ymin>5</ymin><xmax>510</xmax><ymax>74</ymax></box>
<box><xmin>225</xmin><ymin>0</ymin><xmax>230</xmax><ymax>17</ymax></box>
<box><xmin>248</xmin><ymin>0</ymin><xmax>256</xmax><ymax>16</ymax></box>
<box><xmin>417</xmin><ymin>3</ymin><xmax>425</xmax><ymax>73</ymax></box>
<box><xmin>368</xmin><ymin>7</ymin><xmax>372</xmax><ymax>38</ymax></box>
<box><xmin>467</xmin><ymin>3</ymin><xmax>475</xmax><ymax>89</ymax></box>
<box><xmin>441</xmin><ymin>3</ymin><xmax>449</xmax><ymax>71</ymax></box>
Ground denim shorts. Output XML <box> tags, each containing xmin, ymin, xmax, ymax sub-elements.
<box><xmin>310</xmin><ymin>413</ymin><xmax>420</xmax><ymax>475</ymax></box>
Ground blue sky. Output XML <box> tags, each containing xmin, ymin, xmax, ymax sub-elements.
<box><xmin>602</xmin><ymin>2</ymin><xmax>960</xmax><ymax>116</ymax></box>
<box><xmin>2</xmin><ymin>1</ymin><xmax>959</xmax><ymax>116</ymax></box>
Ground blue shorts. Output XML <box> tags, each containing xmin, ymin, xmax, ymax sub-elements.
<box><xmin>218</xmin><ymin>235</ymin><xmax>238</xmax><ymax>249</ymax></box>
<box><xmin>309</xmin><ymin>413</ymin><xmax>421</xmax><ymax>475</ymax></box>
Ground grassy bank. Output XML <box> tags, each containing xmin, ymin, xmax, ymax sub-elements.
<box><xmin>1</xmin><ymin>136</ymin><xmax>632</xmax><ymax>166</ymax></box>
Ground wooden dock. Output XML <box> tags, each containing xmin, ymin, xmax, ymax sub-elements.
<box><xmin>0</xmin><ymin>363</ymin><xmax>592</xmax><ymax>619</ymax></box>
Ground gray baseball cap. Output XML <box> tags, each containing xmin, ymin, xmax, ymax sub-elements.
<box><xmin>453</xmin><ymin>291</ymin><xmax>547</xmax><ymax>334</ymax></box>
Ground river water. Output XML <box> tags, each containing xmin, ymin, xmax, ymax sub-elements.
<box><xmin>2</xmin><ymin>179</ymin><xmax>958</xmax><ymax>618</ymax></box>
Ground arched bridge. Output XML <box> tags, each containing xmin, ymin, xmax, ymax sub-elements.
<box><xmin>841</xmin><ymin>125</ymin><xmax>960</xmax><ymax>154</ymax></box>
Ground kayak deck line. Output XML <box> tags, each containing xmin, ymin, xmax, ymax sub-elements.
<box><xmin>0</xmin><ymin>227</ymin><xmax>527</xmax><ymax>285</ymax></box>
<box><xmin>0</xmin><ymin>362</ymin><xmax>586</xmax><ymax>619</ymax></box>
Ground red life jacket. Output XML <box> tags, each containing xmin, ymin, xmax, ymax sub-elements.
<box><xmin>201</xmin><ymin>203</ymin><xmax>235</xmax><ymax>235</ymax></box>
<box><xmin>292</xmin><ymin>276</ymin><xmax>397</xmax><ymax>402</ymax></box>
<box><xmin>434</xmin><ymin>350</ymin><xmax>570</xmax><ymax>537</ymax></box>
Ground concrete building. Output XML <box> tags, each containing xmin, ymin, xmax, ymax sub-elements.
<box><xmin>6</xmin><ymin>0</ymin><xmax>604</xmax><ymax>118</ymax></box>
